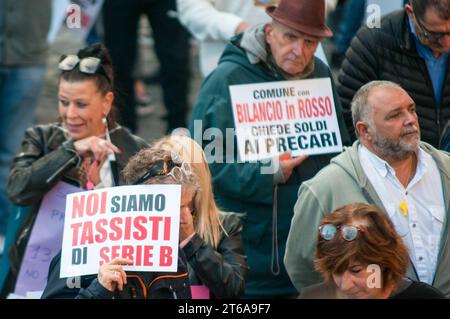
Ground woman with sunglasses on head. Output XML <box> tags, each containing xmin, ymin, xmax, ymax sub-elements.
<box><xmin>300</xmin><ymin>203</ymin><xmax>445</xmax><ymax>299</ymax></box>
<box><xmin>151</xmin><ymin>135</ymin><xmax>248</xmax><ymax>298</ymax></box>
<box><xmin>2</xmin><ymin>44</ymin><xmax>147</xmax><ymax>297</ymax></box>
<box><xmin>42</xmin><ymin>149</ymin><xmax>200</xmax><ymax>299</ymax></box>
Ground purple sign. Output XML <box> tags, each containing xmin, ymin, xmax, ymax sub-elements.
<box><xmin>14</xmin><ymin>181</ymin><xmax>82</xmax><ymax>296</ymax></box>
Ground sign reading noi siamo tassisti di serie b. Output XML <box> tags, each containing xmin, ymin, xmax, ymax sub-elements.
<box><xmin>59</xmin><ymin>185</ymin><xmax>181</xmax><ymax>278</ymax></box>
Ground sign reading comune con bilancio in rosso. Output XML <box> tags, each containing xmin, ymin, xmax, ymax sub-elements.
<box><xmin>59</xmin><ymin>185</ymin><xmax>181</xmax><ymax>278</ymax></box>
<box><xmin>230</xmin><ymin>78</ymin><xmax>343</xmax><ymax>161</ymax></box>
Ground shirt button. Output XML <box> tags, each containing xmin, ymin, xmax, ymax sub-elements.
<box><xmin>412</xmin><ymin>224</ymin><xmax>416</xmax><ymax>228</ymax></box>
<box><xmin>419</xmin><ymin>256</ymin><xmax>423</xmax><ymax>261</ymax></box>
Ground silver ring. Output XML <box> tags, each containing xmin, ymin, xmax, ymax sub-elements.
<box><xmin>98</xmin><ymin>140</ymin><xmax>106</xmax><ymax>148</ymax></box>
<box><xmin>112</xmin><ymin>270</ymin><xmax>116</xmax><ymax>276</ymax></box>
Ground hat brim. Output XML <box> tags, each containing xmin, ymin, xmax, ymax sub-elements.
<box><xmin>266</xmin><ymin>6</ymin><xmax>333</xmax><ymax>38</ymax></box>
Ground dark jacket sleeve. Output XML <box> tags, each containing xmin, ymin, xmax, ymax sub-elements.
<box><xmin>7</xmin><ymin>126</ymin><xmax>80</xmax><ymax>205</ymax></box>
<box><xmin>326</xmin><ymin>62</ymin><xmax>351</xmax><ymax>146</ymax></box>
<box><xmin>42</xmin><ymin>253</ymin><xmax>114</xmax><ymax>299</ymax></box>
<box><xmin>182</xmin><ymin>213</ymin><xmax>248</xmax><ymax>298</ymax></box>
<box><xmin>337</xmin><ymin>26</ymin><xmax>379</xmax><ymax>141</ymax></box>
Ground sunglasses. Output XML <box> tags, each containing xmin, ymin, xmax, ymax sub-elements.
<box><xmin>132</xmin><ymin>160</ymin><xmax>180</xmax><ymax>185</ymax></box>
<box><xmin>414</xmin><ymin>13</ymin><xmax>450</xmax><ymax>41</ymax></box>
<box><xmin>58</xmin><ymin>54</ymin><xmax>112</xmax><ymax>84</ymax></box>
<box><xmin>318</xmin><ymin>224</ymin><xmax>365</xmax><ymax>241</ymax></box>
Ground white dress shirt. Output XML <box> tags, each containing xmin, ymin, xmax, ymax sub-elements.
<box><xmin>358</xmin><ymin>145</ymin><xmax>445</xmax><ymax>284</ymax></box>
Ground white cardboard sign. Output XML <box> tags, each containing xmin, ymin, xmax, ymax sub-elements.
<box><xmin>230</xmin><ymin>78</ymin><xmax>343</xmax><ymax>161</ymax></box>
<box><xmin>60</xmin><ymin>185</ymin><xmax>181</xmax><ymax>278</ymax></box>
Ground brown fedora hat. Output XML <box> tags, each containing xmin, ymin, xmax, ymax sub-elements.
<box><xmin>266</xmin><ymin>0</ymin><xmax>333</xmax><ymax>38</ymax></box>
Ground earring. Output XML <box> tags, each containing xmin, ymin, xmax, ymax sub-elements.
<box><xmin>102</xmin><ymin>115</ymin><xmax>108</xmax><ymax>127</ymax></box>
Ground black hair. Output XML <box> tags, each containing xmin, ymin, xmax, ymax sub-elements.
<box><xmin>59</xmin><ymin>43</ymin><xmax>114</xmax><ymax>95</ymax></box>
<box><xmin>59</xmin><ymin>43</ymin><xmax>118</xmax><ymax>128</ymax></box>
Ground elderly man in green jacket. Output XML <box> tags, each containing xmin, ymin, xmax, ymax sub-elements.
<box><xmin>188</xmin><ymin>0</ymin><xmax>350</xmax><ymax>298</ymax></box>
<box><xmin>285</xmin><ymin>80</ymin><xmax>450</xmax><ymax>297</ymax></box>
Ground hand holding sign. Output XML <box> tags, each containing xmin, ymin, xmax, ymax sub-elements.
<box><xmin>60</xmin><ymin>185</ymin><xmax>181</xmax><ymax>278</ymax></box>
<box><xmin>98</xmin><ymin>258</ymin><xmax>132</xmax><ymax>292</ymax></box>
<box><xmin>279</xmin><ymin>151</ymin><xmax>308</xmax><ymax>181</ymax></box>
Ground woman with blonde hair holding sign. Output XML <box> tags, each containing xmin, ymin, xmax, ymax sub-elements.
<box><xmin>152</xmin><ymin>135</ymin><xmax>248</xmax><ymax>298</ymax></box>
<box><xmin>42</xmin><ymin>149</ymin><xmax>200</xmax><ymax>299</ymax></box>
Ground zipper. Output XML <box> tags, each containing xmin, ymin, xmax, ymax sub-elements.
<box><xmin>170</xmin><ymin>285</ymin><xmax>178</xmax><ymax>299</ymax></box>
<box><xmin>126</xmin><ymin>275</ymin><xmax>147</xmax><ymax>299</ymax></box>
<box><xmin>147</xmin><ymin>273</ymin><xmax>188</xmax><ymax>299</ymax></box>
<box><xmin>131</xmin><ymin>286</ymin><xmax>137</xmax><ymax>299</ymax></box>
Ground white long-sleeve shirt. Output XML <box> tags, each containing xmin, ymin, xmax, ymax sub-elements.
<box><xmin>177</xmin><ymin>0</ymin><xmax>273</xmax><ymax>76</ymax></box>
<box><xmin>359</xmin><ymin>145</ymin><xmax>445</xmax><ymax>284</ymax></box>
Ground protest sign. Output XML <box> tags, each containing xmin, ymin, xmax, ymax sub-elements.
<box><xmin>60</xmin><ymin>185</ymin><xmax>181</xmax><ymax>278</ymax></box>
<box><xmin>230</xmin><ymin>78</ymin><xmax>343</xmax><ymax>161</ymax></box>
<box><xmin>14</xmin><ymin>181</ymin><xmax>82</xmax><ymax>297</ymax></box>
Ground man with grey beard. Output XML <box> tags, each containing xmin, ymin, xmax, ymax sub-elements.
<box><xmin>284</xmin><ymin>80</ymin><xmax>450</xmax><ymax>297</ymax></box>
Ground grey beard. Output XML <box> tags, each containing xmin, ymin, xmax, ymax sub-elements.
<box><xmin>372</xmin><ymin>133</ymin><xmax>419</xmax><ymax>161</ymax></box>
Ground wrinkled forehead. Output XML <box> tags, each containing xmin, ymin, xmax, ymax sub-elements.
<box><xmin>271</xmin><ymin>20</ymin><xmax>321</xmax><ymax>40</ymax></box>
<box><xmin>421</xmin><ymin>5</ymin><xmax>450</xmax><ymax>29</ymax></box>
<box><xmin>368</xmin><ymin>86</ymin><xmax>414</xmax><ymax>112</ymax></box>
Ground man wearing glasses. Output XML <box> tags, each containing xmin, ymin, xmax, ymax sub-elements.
<box><xmin>285</xmin><ymin>80</ymin><xmax>450</xmax><ymax>298</ymax></box>
<box><xmin>337</xmin><ymin>0</ymin><xmax>450</xmax><ymax>149</ymax></box>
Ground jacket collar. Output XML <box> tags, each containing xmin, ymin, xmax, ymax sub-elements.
<box><xmin>46</xmin><ymin>123</ymin><xmax>136</xmax><ymax>186</ymax></box>
<box><xmin>395</xmin><ymin>10</ymin><xmax>420</xmax><ymax>56</ymax></box>
<box><xmin>333</xmin><ymin>140</ymin><xmax>450</xmax><ymax>189</ymax></box>
<box><xmin>332</xmin><ymin>142</ymin><xmax>376</xmax><ymax>189</ymax></box>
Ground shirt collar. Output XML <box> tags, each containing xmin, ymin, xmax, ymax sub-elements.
<box><xmin>360</xmin><ymin>145</ymin><xmax>391</xmax><ymax>178</ymax></box>
<box><xmin>359</xmin><ymin>144</ymin><xmax>428</xmax><ymax>183</ymax></box>
<box><xmin>413</xmin><ymin>147</ymin><xmax>429</xmax><ymax>183</ymax></box>
<box><xmin>408</xmin><ymin>16</ymin><xmax>432</xmax><ymax>58</ymax></box>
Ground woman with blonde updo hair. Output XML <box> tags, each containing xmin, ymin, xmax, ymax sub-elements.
<box><xmin>152</xmin><ymin>135</ymin><xmax>248</xmax><ymax>298</ymax></box>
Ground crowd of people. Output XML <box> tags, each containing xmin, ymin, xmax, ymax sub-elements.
<box><xmin>0</xmin><ymin>0</ymin><xmax>449</xmax><ymax>299</ymax></box>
